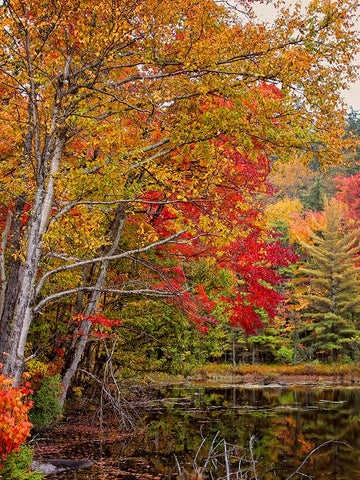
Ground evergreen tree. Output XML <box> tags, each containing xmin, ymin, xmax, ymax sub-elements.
<box><xmin>298</xmin><ymin>200</ymin><xmax>360</xmax><ymax>361</ymax></box>
<box><xmin>344</xmin><ymin>109</ymin><xmax>360</xmax><ymax>174</ymax></box>
<box><xmin>300</xmin><ymin>175</ymin><xmax>325</xmax><ymax>211</ymax></box>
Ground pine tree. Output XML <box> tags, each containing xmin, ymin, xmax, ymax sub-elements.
<box><xmin>346</xmin><ymin>109</ymin><xmax>360</xmax><ymax>173</ymax></box>
<box><xmin>300</xmin><ymin>175</ymin><xmax>325</xmax><ymax>212</ymax></box>
<box><xmin>298</xmin><ymin>200</ymin><xmax>360</xmax><ymax>361</ymax></box>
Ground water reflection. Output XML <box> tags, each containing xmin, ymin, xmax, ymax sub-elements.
<box><xmin>43</xmin><ymin>386</ymin><xmax>360</xmax><ymax>479</ymax></box>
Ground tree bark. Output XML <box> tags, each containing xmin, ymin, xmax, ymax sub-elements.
<box><xmin>3</xmin><ymin>137</ymin><xmax>66</xmax><ymax>381</ymax></box>
<box><xmin>0</xmin><ymin>196</ymin><xmax>26</xmax><ymax>363</ymax></box>
<box><xmin>60</xmin><ymin>205</ymin><xmax>127</xmax><ymax>405</ymax></box>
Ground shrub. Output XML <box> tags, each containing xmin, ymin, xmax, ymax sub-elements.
<box><xmin>25</xmin><ymin>360</ymin><xmax>62</xmax><ymax>392</ymax></box>
<box><xmin>275</xmin><ymin>346</ymin><xmax>293</xmax><ymax>364</ymax></box>
<box><xmin>30</xmin><ymin>375</ymin><xmax>63</xmax><ymax>430</ymax></box>
<box><xmin>0</xmin><ymin>444</ymin><xmax>43</xmax><ymax>480</ymax></box>
<box><xmin>0</xmin><ymin>365</ymin><xmax>33</xmax><ymax>466</ymax></box>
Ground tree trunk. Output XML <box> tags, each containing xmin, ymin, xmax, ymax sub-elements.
<box><xmin>3</xmin><ymin>137</ymin><xmax>65</xmax><ymax>382</ymax></box>
<box><xmin>232</xmin><ymin>328</ymin><xmax>237</xmax><ymax>366</ymax></box>
<box><xmin>60</xmin><ymin>206</ymin><xmax>127</xmax><ymax>405</ymax></box>
<box><xmin>0</xmin><ymin>196</ymin><xmax>26</xmax><ymax>362</ymax></box>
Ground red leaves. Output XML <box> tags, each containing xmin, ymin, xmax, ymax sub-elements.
<box><xmin>71</xmin><ymin>313</ymin><xmax>122</xmax><ymax>339</ymax></box>
<box><xmin>0</xmin><ymin>365</ymin><xmax>33</xmax><ymax>466</ymax></box>
<box><xmin>136</xmin><ymin>101</ymin><xmax>298</xmax><ymax>335</ymax></box>
<box><xmin>87</xmin><ymin>312</ymin><xmax>121</xmax><ymax>328</ymax></box>
<box><xmin>220</xmin><ymin>235</ymin><xmax>298</xmax><ymax>334</ymax></box>
<box><xmin>335</xmin><ymin>174</ymin><xmax>360</xmax><ymax>223</ymax></box>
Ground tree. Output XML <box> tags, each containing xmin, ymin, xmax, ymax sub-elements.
<box><xmin>0</xmin><ymin>0</ymin><xmax>358</xmax><ymax>394</ymax></box>
<box><xmin>265</xmin><ymin>197</ymin><xmax>304</xmax><ymax>244</ymax></box>
<box><xmin>335</xmin><ymin>173</ymin><xmax>360</xmax><ymax>224</ymax></box>
<box><xmin>297</xmin><ymin>200</ymin><xmax>360</xmax><ymax>361</ymax></box>
<box><xmin>344</xmin><ymin>109</ymin><xmax>360</xmax><ymax>172</ymax></box>
<box><xmin>269</xmin><ymin>157</ymin><xmax>316</xmax><ymax>201</ymax></box>
<box><xmin>300</xmin><ymin>175</ymin><xmax>325</xmax><ymax>211</ymax></box>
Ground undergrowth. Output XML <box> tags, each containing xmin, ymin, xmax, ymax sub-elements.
<box><xmin>0</xmin><ymin>445</ymin><xmax>43</xmax><ymax>480</ymax></box>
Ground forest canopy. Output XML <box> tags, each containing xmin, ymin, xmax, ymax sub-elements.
<box><xmin>0</xmin><ymin>0</ymin><xmax>358</xmax><ymax>399</ymax></box>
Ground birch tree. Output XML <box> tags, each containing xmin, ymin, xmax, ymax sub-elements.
<box><xmin>0</xmin><ymin>0</ymin><xmax>358</xmax><ymax>395</ymax></box>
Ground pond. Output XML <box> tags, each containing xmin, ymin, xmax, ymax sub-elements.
<box><xmin>37</xmin><ymin>384</ymin><xmax>360</xmax><ymax>479</ymax></box>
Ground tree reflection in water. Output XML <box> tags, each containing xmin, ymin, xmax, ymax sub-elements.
<box><xmin>38</xmin><ymin>386</ymin><xmax>360</xmax><ymax>480</ymax></box>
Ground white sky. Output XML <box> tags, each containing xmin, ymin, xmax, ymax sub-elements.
<box><xmin>251</xmin><ymin>2</ymin><xmax>360</xmax><ymax>111</ymax></box>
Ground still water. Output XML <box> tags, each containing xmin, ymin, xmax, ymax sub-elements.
<box><xmin>41</xmin><ymin>385</ymin><xmax>360</xmax><ymax>479</ymax></box>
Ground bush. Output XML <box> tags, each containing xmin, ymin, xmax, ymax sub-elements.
<box><xmin>0</xmin><ymin>365</ymin><xmax>33</xmax><ymax>466</ymax></box>
<box><xmin>0</xmin><ymin>444</ymin><xmax>43</xmax><ymax>480</ymax></box>
<box><xmin>275</xmin><ymin>346</ymin><xmax>293</xmax><ymax>364</ymax></box>
<box><xmin>30</xmin><ymin>375</ymin><xmax>63</xmax><ymax>430</ymax></box>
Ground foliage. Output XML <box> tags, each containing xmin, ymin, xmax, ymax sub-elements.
<box><xmin>0</xmin><ymin>366</ymin><xmax>33</xmax><ymax>466</ymax></box>
<box><xmin>78</xmin><ymin>262</ymin><xmax>236</xmax><ymax>378</ymax></box>
<box><xmin>24</xmin><ymin>361</ymin><xmax>63</xmax><ymax>429</ymax></box>
<box><xmin>29</xmin><ymin>375</ymin><xmax>63</xmax><ymax>430</ymax></box>
<box><xmin>275</xmin><ymin>346</ymin><xmax>294</xmax><ymax>364</ymax></box>
<box><xmin>345</xmin><ymin>109</ymin><xmax>360</xmax><ymax>170</ymax></box>
<box><xmin>290</xmin><ymin>210</ymin><xmax>327</xmax><ymax>244</ymax></box>
<box><xmin>0</xmin><ymin>0</ymin><xmax>358</xmax><ymax>396</ymax></box>
<box><xmin>300</xmin><ymin>175</ymin><xmax>325</xmax><ymax>211</ymax></box>
<box><xmin>335</xmin><ymin>173</ymin><xmax>360</xmax><ymax>224</ymax></box>
<box><xmin>244</xmin><ymin>314</ymin><xmax>295</xmax><ymax>365</ymax></box>
<box><xmin>218</xmin><ymin>231</ymin><xmax>298</xmax><ymax>334</ymax></box>
<box><xmin>0</xmin><ymin>445</ymin><xmax>43</xmax><ymax>480</ymax></box>
<box><xmin>297</xmin><ymin>200</ymin><xmax>360</xmax><ymax>361</ymax></box>
<box><xmin>266</xmin><ymin>198</ymin><xmax>304</xmax><ymax>231</ymax></box>
<box><xmin>269</xmin><ymin>158</ymin><xmax>317</xmax><ymax>200</ymax></box>
<box><xmin>25</xmin><ymin>360</ymin><xmax>62</xmax><ymax>392</ymax></box>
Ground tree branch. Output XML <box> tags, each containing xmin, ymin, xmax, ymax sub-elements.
<box><xmin>285</xmin><ymin>440</ymin><xmax>351</xmax><ymax>480</ymax></box>
<box><xmin>34</xmin><ymin>286</ymin><xmax>183</xmax><ymax>312</ymax></box>
<box><xmin>35</xmin><ymin>230</ymin><xmax>186</xmax><ymax>296</ymax></box>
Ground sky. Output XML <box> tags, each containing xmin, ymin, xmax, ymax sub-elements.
<box><xmin>251</xmin><ymin>2</ymin><xmax>360</xmax><ymax>111</ymax></box>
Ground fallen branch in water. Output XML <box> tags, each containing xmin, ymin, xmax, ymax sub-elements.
<box><xmin>175</xmin><ymin>435</ymin><xmax>352</xmax><ymax>480</ymax></box>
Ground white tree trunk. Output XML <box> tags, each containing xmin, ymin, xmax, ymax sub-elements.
<box><xmin>3</xmin><ymin>138</ymin><xmax>65</xmax><ymax>382</ymax></box>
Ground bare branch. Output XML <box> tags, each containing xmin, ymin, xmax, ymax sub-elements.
<box><xmin>285</xmin><ymin>440</ymin><xmax>352</xmax><ymax>480</ymax></box>
<box><xmin>34</xmin><ymin>286</ymin><xmax>182</xmax><ymax>313</ymax></box>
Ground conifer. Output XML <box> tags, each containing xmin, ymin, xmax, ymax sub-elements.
<box><xmin>299</xmin><ymin>200</ymin><xmax>360</xmax><ymax>361</ymax></box>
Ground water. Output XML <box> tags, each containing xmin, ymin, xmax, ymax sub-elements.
<box><xmin>38</xmin><ymin>385</ymin><xmax>360</xmax><ymax>479</ymax></box>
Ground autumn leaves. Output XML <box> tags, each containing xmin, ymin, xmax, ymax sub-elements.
<box><xmin>0</xmin><ymin>0</ymin><xmax>358</xmax><ymax>387</ymax></box>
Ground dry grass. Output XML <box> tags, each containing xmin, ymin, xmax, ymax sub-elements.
<box><xmin>190</xmin><ymin>363</ymin><xmax>360</xmax><ymax>383</ymax></box>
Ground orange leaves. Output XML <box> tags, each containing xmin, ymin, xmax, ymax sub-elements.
<box><xmin>291</xmin><ymin>210</ymin><xmax>326</xmax><ymax>244</ymax></box>
<box><xmin>0</xmin><ymin>366</ymin><xmax>33</xmax><ymax>466</ymax></box>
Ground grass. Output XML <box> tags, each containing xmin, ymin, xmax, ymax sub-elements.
<box><xmin>190</xmin><ymin>362</ymin><xmax>360</xmax><ymax>383</ymax></box>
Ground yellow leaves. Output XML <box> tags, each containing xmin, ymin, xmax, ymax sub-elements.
<box><xmin>43</xmin><ymin>205</ymin><xmax>109</xmax><ymax>259</ymax></box>
<box><xmin>271</xmin><ymin>157</ymin><xmax>316</xmax><ymax>197</ymax></box>
<box><xmin>265</xmin><ymin>198</ymin><xmax>303</xmax><ymax>230</ymax></box>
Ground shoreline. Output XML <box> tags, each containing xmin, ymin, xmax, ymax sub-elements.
<box><xmin>188</xmin><ymin>375</ymin><xmax>360</xmax><ymax>388</ymax></box>
<box><xmin>146</xmin><ymin>363</ymin><xmax>360</xmax><ymax>389</ymax></box>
